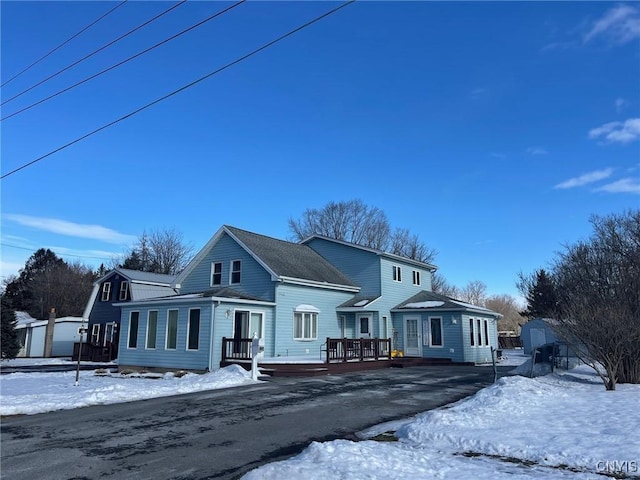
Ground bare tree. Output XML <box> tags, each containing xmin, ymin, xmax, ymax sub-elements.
<box><xmin>289</xmin><ymin>199</ymin><xmax>435</xmax><ymax>263</ymax></box>
<box><xmin>458</xmin><ymin>280</ymin><xmax>488</xmax><ymax>306</ymax></box>
<box><xmin>431</xmin><ymin>272</ymin><xmax>461</xmax><ymax>298</ymax></box>
<box><xmin>485</xmin><ymin>294</ymin><xmax>525</xmax><ymax>334</ymax></box>
<box><xmin>553</xmin><ymin>210</ymin><xmax>640</xmax><ymax>390</ymax></box>
<box><xmin>118</xmin><ymin>228</ymin><xmax>194</xmax><ymax>275</ymax></box>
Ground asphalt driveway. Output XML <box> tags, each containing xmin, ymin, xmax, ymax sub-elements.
<box><xmin>1</xmin><ymin>365</ymin><xmax>511</xmax><ymax>480</ymax></box>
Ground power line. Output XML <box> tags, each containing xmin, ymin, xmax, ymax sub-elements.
<box><xmin>1</xmin><ymin>243</ymin><xmax>115</xmax><ymax>261</ymax></box>
<box><xmin>0</xmin><ymin>1</ymin><xmax>356</xmax><ymax>180</ymax></box>
<box><xmin>1</xmin><ymin>1</ymin><xmax>128</xmax><ymax>88</ymax></box>
<box><xmin>1</xmin><ymin>0</ymin><xmax>187</xmax><ymax>107</ymax></box>
<box><xmin>2</xmin><ymin>0</ymin><xmax>246</xmax><ymax>122</ymax></box>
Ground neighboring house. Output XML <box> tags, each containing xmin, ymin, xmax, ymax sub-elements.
<box><xmin>82</xmin><ymin>268</ymin><xmax>177</xmax><ymax>360</ymax></box>
<box><xmin>117</xmin><ymin>225</ymin><xmax>502</xmax><ymax>372</ymax></box>
<box><xmin>15</xmin><ymin>311</ymin><xmax>84</xmax><ymax>357</ymax></box>
<box><xmin>520</xmin><ymin>318</ymin><xmax>563</xmax><ymax>354</ymax></box>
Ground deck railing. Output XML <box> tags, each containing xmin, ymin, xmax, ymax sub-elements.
<box><xmin>221</xmin><ymin>337</ymin><xmax>391</xmax><ymax>364</ymax></box>
<box><xmin>324</xmin><ymin>337</ymin><xmax>391</xmax><ymax>363</ymax></box>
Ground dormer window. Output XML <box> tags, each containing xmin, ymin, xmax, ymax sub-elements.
<box><xmin>230</xmin><ymin>260</ymin><xmax>241</xmax><ymax>284</ymax></box>
<box><xmin>101</xmin><ymin>282</ymin><xmax>112</xmax><ymax>301</ymax></box>
<box><xmin>393</xmin><ymin>265</ymin><xmax>402</xmax><ymax>282</ymax></box>
<box><xmin>119</xmin><ymin>281</ymin><xmax>129</xmax><ymax>301</ymax></box>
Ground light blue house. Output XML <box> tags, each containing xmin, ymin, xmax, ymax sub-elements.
<box><xmin>117</xmin><ymin>226</ymin><xmax>501</xmax><ymax>372</ymax></box>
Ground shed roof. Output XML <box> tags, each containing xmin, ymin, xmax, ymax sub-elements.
<box><xmin>393</xmin><ymin>290</ymin><xmax>501</xmax><ymax>317</ymax></box>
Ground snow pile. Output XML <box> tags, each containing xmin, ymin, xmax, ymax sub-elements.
<box><xmin>0</xmin><ymin>364</ymin><xmax>256</xmax><ymax>416</ymax></box>
<box><xmin>243</xmin><ymin>366</ymin><xmax>640</xmax><ymax>479</ymax></box>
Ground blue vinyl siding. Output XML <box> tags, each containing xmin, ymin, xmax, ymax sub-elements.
<box><xmin>305</xmin><ymin>238</ymin><xmax>381</xmax><ymax>296</ymax></box>
<box><xmin>272</xmin><ymin>283</ymin><xmax>352</xmax><ymax>359</ymax></box>
<box><xmin>461</xmin><ymin>314</ymin><xmax>498</xmax><ymax>363</ymax></box>
<box><xmin>180</xmin><ymin>233</ymin><xmax>275</xmax><ymax>301</ymax></box>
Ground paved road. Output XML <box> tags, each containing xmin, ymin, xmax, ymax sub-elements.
<box><xmin>1</xmin><ymin>365</ymin><xmax>509</xmax><ymax>480</ymax></box>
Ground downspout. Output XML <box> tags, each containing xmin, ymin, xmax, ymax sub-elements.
<box><xmin>208</xmin><ymin>300</ymin><xmax>219</xmax><ymax>372</ymax></box>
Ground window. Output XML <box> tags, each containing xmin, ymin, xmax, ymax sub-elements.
<box><xmin>294</xmin><ymin>312</ymin><xmax>317</xmax><ymax>341</ymax></box>
<box><xmin>211</xmin><ymin>262</ymin><xmax>222</xmax><ymax>286</ymax></box>
<box><xmin>119</xmin><ymin>281</ymin><xmax>129</xmax><ymax>301</ymax></box>
<box><xmin>187</xmin><ymin>309</ymin><xmax>200</xmax><ymax>350</ymax></box>
<box><xmin>430</xmin><ymin>317</ymin><xmax>443</xmax><ymax>347</ymax></box>
<box><xmin>412</xmin><ymin>270</ymin><xmax>421</xmax><ymax>286</ymax></box>
<box><xmin>128</xmin><ymin>312</ymin><xmax>139</xmax><ymax>348</ymax></box>
<box><xmin>477</xmin><ymin>319</ymin><xmax>482</xmax><ymax>346</ymax></box>
<box><xmin>484</xmin><ymin>320</ymin><xmax>490</xmax><ymax>346</ymax></box>
<box><xmin>393</xmin><ymin>265</ymin><xmax>402</xmax><ymax>282</ymax></box>
<box><xmin>230</xmin><ymin>260</ymin><xmax>241</xmax><ymax>284</ymax></box>
<box><xmin>166</xmin><ymin>310</ymin><xmax>178</xmax><ymax>349</ymax></box>
<box><xmin>101</xmin><ymin>282</ymin><xmax>112</xmax><ymax>301</ymax></box>
<box><xmin>91</xmin><ymin>324</ymin><xmax>100</xmax><ymax>344</ymax></box>
<box><xmin>104</xmin><ymin>322</ymin><xmax>116</xmax><ymax>346</ymax></box>
<box><xmin>146</xmin><ymin>311</ymin><xmax>158</xmax><ymax>349</ymax></box>
<box><xmin>469</xmin><ymin>318</ymin><xmax>475</xmax><ymax>346</ymax></box>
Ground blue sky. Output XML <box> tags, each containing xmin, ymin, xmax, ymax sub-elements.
<box><xmin>1</xmin><ymin>1</ymin><xmax>639</xmax><ymax>301</ymax></box>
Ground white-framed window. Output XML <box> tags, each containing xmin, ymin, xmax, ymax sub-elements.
<box><xmin>166</xmin><ymin>309</ymin><xmax>178</xmax><ymax>349</ymax></box>
<box><xmin>393</xmin><ymin>265</ymin><xmax>402</xmax><ymax>282</ymax></box>
<box><xmin>91</xmin><ymin>324</ymin><xmax>100</xmax><ymax>344</ymax></box>
<box><xmin>429</xmin><ymin>317</ymin><xmax>443</xmax><ymax>347</ymax></box>
<box><xmin>187</xmin><ymin>308</ymin><xmax>200</xmax><ymax>350</ymax></box>
<box><xmin>469</xmin><ymin>318</ymin><xmax>475</xmax><ymax>346</ymax></box>
<box><xmin>119</xmin><ymin>281</ymin><xmax>129</xmax><ymax>301</ymax></box>
<box><xmin>128</xmin><ymin>311</ymin><xmax>140</xmax><ymax>348</ymax></box>
<box><xmin>101</xmin><ymin>282</ymin><xmax>112</xmax><ymax>301</ymax></box>
<box><xmin>477</xmin><ymin>318</ymin><xmax>482</xmax><ymax>347</ymax></box>
<box><xmin>230</xmin><ymin>260</ymin><xmax>241</xmax><ymax>284</ymax></box>
<box><xmin>146</xmin><ymin>310</ymin><xmax>158</xmax><ymax>349</ymax></box>
<box><xmin>104</xmin><ymin>322</ymin><xmax>117</xmax><ymax>346</ymax></box>
<box><xmin>484</xmin><ymin>319</ymin><xmax>490</xmax><ymax>346</ymax></box>
<box><xmin>294</xmin><ymin>311</ymin><xmax>318</xmax><ymax>341</ymax></box>
<box><xmin>412</xmin><ymin>270</ymin><xmax>421</xmax><ymax>286</ymax></box>
<box><xmin>211</xmin><ymin>262</ymin><xmax>222</xmax><ymax>286</ymax></box>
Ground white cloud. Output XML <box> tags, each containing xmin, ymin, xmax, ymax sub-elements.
<box><xmin>595</xmin><ymin>177</ymin><xmax>640</xmax><ymax>194</ymax></box>
<box><xmin>3</xmin><ymin>214</ymin><xmax>136</xmax><ymax>245</ymax></box>
<box><xmin>615</xmin><ymin>97</ymin><xmax>628</xmax><ymax>113</ymax></box>
<box><xmin>554</xmin><ymin>168</ymin><xmax>614</xmax><ymax>189</ymax></box>
<box><xmin>526</xmin><ymin>147</ymin><xmax>548</xmax><ymax>156</ymax></box>
<box><xmin>583</xmin><ymin>4</ymin><xmax>640</xmax><ymax>45</ymax></box>
<box><xmin>589</xmin><ymin>118</ymin><xmax>640</xmax><ymax>144</ymax></box>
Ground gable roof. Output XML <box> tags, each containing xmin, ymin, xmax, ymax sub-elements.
<box><xmin>392</xmin><ymin>290</ymin><xmax>502</xmax><ymax>317</ymax></box>
<box><xmin>300</xmin><ymin>234</ymin><xmax>438</xmax><ymax>271</ymax></box>
<box><xmin>176</xmin><ymin>226</ymin><xmax>358</xmax><ymax>290</ymax></box>
<box><xmin>95</xmin><ymin>268</ymin><xmax>176</xmax><ymax>286</ymax></box>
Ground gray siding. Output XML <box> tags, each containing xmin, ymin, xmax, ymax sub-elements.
<box><xmin>180</xmin><ymin>233</ymin><xmax>275</xmax><ymax>301</ymax></box>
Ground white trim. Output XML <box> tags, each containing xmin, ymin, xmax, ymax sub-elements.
<box><xmin>211</xmin><ymin>261</ymin><xmax>223</xmax><ymax>286</ymax></box>
<box><xmin>278</xmin><ymin>276</ymin><xmax>360</xmax><ymax>292</ymax></box>
<box><xmin>101</xmin><ymin>282</ymin><xmax>112</xmax><ymax>301</ymax></box>
<box><xmin>294</xmin><ymin>304</ymin><xmax>320</xmax><ymax>313</ymax></box>
<box><xmin>82</xmin><ymin>284</ymin><xmax>99</xmax><ymax>319</ymax></box>
<box><xmin>90</xmin><ymin>323</ymin><xmax>100</xmax><ymax>344</ymax></box>
<box><xmin>119</xmin><ymin>281</ymin><xmax>129</xmax><ymax>301</ymax></box>
<box><xmin>412</xmin><ymin>270</ymin><xmax>421</xmax><ymax>286</ymax></box>
<box><xmin>117</xmin><ymin>296</ymin><xmax>276</xmax><ymax>307</ymax></box>
<box><xmin>293</xmin><ymin>311</ymin><xmax>318</xmax><ymax>341</ymax></box>
<box><xmin>392</xmin><ymin>265</ymin><xmax>402</xmax><ymax>283</ymax></box>
<box><xmin>403</xmin><ymin>316</ymin><xmax>421</xmax><ymax>356</ymax></box>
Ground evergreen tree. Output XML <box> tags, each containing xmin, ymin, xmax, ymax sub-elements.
<box><xmin>518</xmin><ymin>269</ymin><xmax>558</xmax><ymax>319</ymax></box>
<box><xmin>1</xmin><ymin>295</ymin><xmax>21</xmax><ymax>359</ymax></box>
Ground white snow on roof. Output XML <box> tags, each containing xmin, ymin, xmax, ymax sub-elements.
<box><xmin>451</xmin><ymin>299</ymin><xmax>492</xmax><ymax>311</ymax></box>
<box><xmin>354</xmin><ymin>300</ymin><xmax>369</xmax><ymax>307</ymax></box>
<box><xmin>403</xmin><ymin>301</ymin><xmax>445</xmax><ymax>309</ymax></box>
<box><xmin>295</xmin><ymin>304</ymin><xmax>320</xmax><ymax>313</ymax></box>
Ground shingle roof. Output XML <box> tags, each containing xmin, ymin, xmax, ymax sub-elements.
<box><xmin>338</xmin><ymin>295</ymin><xmax>381</xmax><ymax>309</ymax></box>
<box><xmin>393</xmin><ymin>290</ymin><xmax>501</xmax><ymax>316</ymax></box>
<box><xmin>225</xmin><ymin>226</ymin><xmax>357</xmax><ymax>287</ymax></box>
<box><xmin>116</xmin><ymin>268</ymin><xmax>176</xmax><ymax>284</ymax></box>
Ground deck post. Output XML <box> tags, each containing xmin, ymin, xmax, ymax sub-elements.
<box><xmin>326</xmin><ymin>337</ymin><xmax>330</xmax><ymax>364</ymax></box>
<box><xmin>221</xmin><ymin>337</ymin><xmax>227</xmax><ymax>364</ymax></box>
<box><xmin>343</xmin><ymin>338</ymin><xmax>348</xmax><ymax>363</ymax></box>
<box><xmin>374</xmin><ymin>338</ymin><xmax>379</xmax><ymax>360</ymax></box>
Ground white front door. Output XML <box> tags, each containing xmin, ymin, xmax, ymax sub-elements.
<box><xmin>404</xmin><ymin>317</ymin><xmax>421</xmax><ymax>356</ymax></box>
<box><xmin>357</xmin><ymin>314</ymin><xmax>372</xmax><ymax>338</ymax></box>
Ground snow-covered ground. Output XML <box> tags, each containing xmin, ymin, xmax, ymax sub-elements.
<box><xmin>3</xmin><ymin>351</ymin><xmax>637</xmax><ymax>479</ymax></box>
<box><xmin>243</xmin><ymin>365</ymin><xmax>640</xmax><ymax>480</ymax></box>
<box><xmin>0</xmin><ymin>363</ymin><xmax>258</xmax><ymax>416</ymax></box>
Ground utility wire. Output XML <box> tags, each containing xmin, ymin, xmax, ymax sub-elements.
<box><xmin>1</xmin><ymin>243</ymin><xmax>114</xmax><ymax>261</ymax></box>
<box><xmin>1</xmin><ymin>0</ymin><xmax>356</xmax><ymax>180</ymax></box>
<box><xmin>2</xmin><ymin>0</ymin><xmax>246</xmax><ymax>122</ymax></box>
<box><xmin>1</xmin><ymin>1</ymin><xmax>128</xmax><ymax>88</ymax></box>
<box><xmin>1</xmin><ymin>0</ymin><xmax>187</xmax><ymax>106</ymax></box>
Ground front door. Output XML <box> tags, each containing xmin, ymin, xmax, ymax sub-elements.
<box><xmin>404</xmin><ymin>317</ymin><xmax>421</xmax><ymax>356</ymax></box>
<box><xmin>357</xmin><ymin>314</ymin><xmax>372</xmax><ymax>338</ymax></box>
